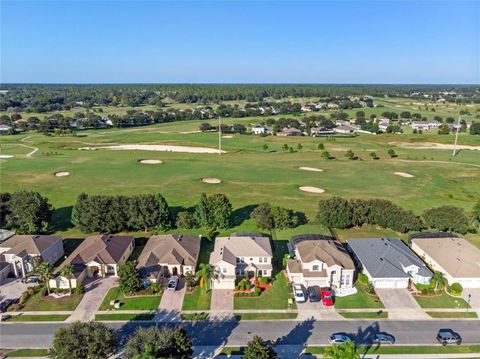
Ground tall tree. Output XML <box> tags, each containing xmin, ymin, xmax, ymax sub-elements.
<box><xmin>251</xmin><ymin>203</ymin><xmax>274</xmax><ymax>231</ymax></box>
<box><xmin>36</xmin><ymin>261</ymin><xmax>54</xmax><ymax>295</ymax></box>
<box><xmin>118</xmin><ymin>262</ymin><xmax>143</xmax><ymax>294</ymax></box>
<box><xmin>423</xmin><ymin>206</ymin><xmax>469</xmax><ymax>234</ymax></box>
<box><xmin>155</xmin><ymin>193</ymin><xmax>172</xmax><ymax>230</ymax></box>
<box><xmin>5</xmin><ymin>191</ymin><xmax>52</xmax><ymax>234</ymax></box>
<box><xmin>243</xmin><ymin>336</ymin><xmax>278</xmax><ymax>359</ymax></box>
<box><xmin>208</xmin><ymin>193</ymin><xmax>232</xmax><ymax>229</ymax></box>
<box><xmin>195</xmin><ymin>193</ymin><xmax>212</xmax><ymax>229</ymax></box>
<box><xmin>196</xmin><ymin>263</ymin><xmax>214</xmax><ymax>291</ymax></box>
<box><xmin>324</xmin><ymin>341</ymin><xmax>359</xmax><ymax>359</ymax></box>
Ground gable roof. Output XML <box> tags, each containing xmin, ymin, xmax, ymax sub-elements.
<box><xmin>348</xmin><ymin>238</ymin><xmax>432</xmax><ymax>279</ymax></box>
<box><xmin>210</xmin><ymin>235</ymin><xmax>272</xmax><ymax>266</ymax></box>
<box><xmin>137</xmin><ymin>234</ymin><xmax>200</xmax><ymax>268</ymax></box>
<box><xmin>0</xmin><ymin>235</ymin><xmax>62</xmax><ymax>257</ymax></box>
<box><xmin>412</xmin><ymin>237</ymin><xmax>480</xmax><ymax>278</ymax></box>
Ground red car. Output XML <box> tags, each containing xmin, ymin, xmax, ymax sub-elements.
<box><xmin>320</xmin><ymin>288</ymin><xmax>334</xmax><ymax>306</ymax></box>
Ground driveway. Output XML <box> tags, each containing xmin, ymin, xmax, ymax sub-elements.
<box><xmin>66</xmin><ymin>276</ymin><xmax>116</xmax><ymax>322</ymax></box>
<box><xmin>210</xmin><ymin>289</ymin><xmax>233</xmax><ymax>313</ymax></box>
<box><xmin>296</xmin><ymin>300</ymin><xmax>341</xmax><ymax>320</ymax></box>
<box><xmin>462</xmin><ymin>288</ymin><xmax>480</xmax><ymax>313</ymax></box>
<box><xmin>375</xmin><ymin>288</ymin><xmax>428</xmax><ymax>319</ymax></box>
<box><xmin>0</xmin><ymin>278</ymin><xmax>29</xmax><ymax>301</ymax></box>
<box><xmin>158</xmin><ymin>277</ymin><xmax>185</xmax><ymax>313</ymax></box>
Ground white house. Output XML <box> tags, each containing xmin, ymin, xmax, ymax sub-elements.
<box><xmin>411</xmin><ymin>121</ymin><xmax>430</xmax><ymax>131</ymax></box>
<box><xmin>251</xmin><ymin>125</ymin><xmax>270</xmax><ymax>135</ymax></box>
<box><xmin>334</xmin><ymin>125</ymin><xmax>358</xmax><ymax>135</ymax></box>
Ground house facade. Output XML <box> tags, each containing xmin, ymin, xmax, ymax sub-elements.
<box><xmin>334</xmin><ymin>125</ymin><xmax>358</xmax><ymax>135</ymax></box>
<box><xmin>411</xmin><ymin>121</ymin><xmax>430</xmax><ymax>131</ymax></box>
<box><xmin>276</xmin><ymin>127</ymin><xmax>304</xmax><ymax>136</ymax></box>
<box><xmin>251</xmin><ymin>125</ymin><xmax>270</xmax><ymax>135</ymax></box>
<box><xmin>209</xmin><ymin>233</ymin><xmax>273</xmax><ymax>289</ymax></box>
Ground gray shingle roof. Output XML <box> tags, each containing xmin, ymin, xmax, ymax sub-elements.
<box><xmin>348</xmin><ymin>238</ymin><xmax>432</xmax><ymax>279</ymax></box>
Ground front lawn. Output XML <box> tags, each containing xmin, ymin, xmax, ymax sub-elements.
<box><xmin>20</xmin><ymin>289</ymin><xmax>83</xmax><ymax>311</ymax></box>
<box><xmin>99</xmin><ymin>287</ymin><xmax>161</xmax><ymax>311</ymax></box>
<box><xmin>234</xmin><ymin>313</ymin><xmax>298</xmax><ymax>320</ymax></box>
<box><xmin>95</xmin><ymin>313</ymin><xmax>155</xmax><ymax>321</ymax></box>
<box><xmin>427</xmin><ymin>311</ymin><xmax>477</xmax><ymax>318</ymax></box>
<box><xmin>334</xmin><ymin>282</ymin><xmax>384</xmax><ymax>309</ymax></box>
<box><xmin>305</xmin><ymin>345</ymin><xmax>480</xmax><ymax>355</ymax></box>
<box><xmin>338</xmin><ymin>311</ymin><xmax>387</xmax><ymax>319</ymax></box>
<box><xmin>414</xmin><ymin>292</ymin><xmax>470</xmax><ymax>309</ymax></box>
<box><xmin>234</xmin><ymin>271</ymin><xmax>296</xmax><ymax>310</ymax></box>
<box><xmin>182</xmin><ymin>286</ymin><xmax>212</xmax><ymax>311</ymax></box>
<box><xmin>6</xmin><ymin>314</ymin><xmax>70</xmax><ymax>322</ymax></box>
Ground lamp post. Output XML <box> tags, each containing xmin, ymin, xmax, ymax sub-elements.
<box><xmin>218</xmin><ymin>115</ymin><xmax>222</xmax><ymax>155</ymax></box>
<box><xmin>466</xmin><ymin>294</ymin><xmax>471</xmax><ymax>318</ymax></box>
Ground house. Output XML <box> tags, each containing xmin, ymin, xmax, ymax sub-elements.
<box><xmin>376</xmin><ymin>117</ymin><xmax>390</xmax><ymax>124</ymax></box>
<box><xmin>209</xmin><ymin>233</ymin><xmax>273</xmax><ymax>289</ymax></box>
<box><xmin>0</xmin><ymin>235</ymin><xmax>64</xmax><ymax>282</ymax></box>
<box><xmin>410</xmin><ymin>235</ymin><xmax>480</xmax><ymax>288</ymax></box>
<box><xmin>0</xmin><ymin>125</ymin><xmax>12</xmax><ymax>134</ymax></box>
<box><xmin>348</xmin><ymin>238</ymin><xmax>432</xmax><ymax>289</ymax></box>
<box><xmin>334</xmin><ymin>125</ymin><xmax>358</xmax><ymax>135</ymax></box>
<box><xmin>276</xmin><ymin>127</ymin><xmax>304</xmax><ymax>137</ymax></box>
<box><xmin>310</xmin><ymin>127</ymin><xmax>335</xmax><ymax>136</ymax></box>
<box><xmin>429</xmin><ymin>120</ymin><xmax>442</xmax><ymax>128</ymax></box>
<box><xmin>251</xmin><ymin>125</ymin><xmax>270</xmax><ymax>135</ymax></box>
<box><xmin>286</xmin><ymin>235</ymin><xmax>356</xmax><ymax>295</ymax></box>
<box><xmin>49</xmin><ymin>234</ymin><xmax>134</xmax><ymax>289</ymax></box>
<box><xmin>378</xmin><ymin>121</ymin><xmax>390</xmax><ymax>132</ymax></box>
<box><xmin>411</xmin><ymin>121</ymin><xmax>430</xmax><ymax>131</ymax></box>
<box><xmin>0</xmin><ymin>229</ymin><xmax>14</xmax><ymax>242</ymax></box>
<box><xmin>137</xmin><ymin>234</ymin><xmax>201</xmax><ymax>283</ymax></box>
<box><xmin>335</xmin><ymin>119</ymin><xmax>350</xmax><ymax>127</ymax></box>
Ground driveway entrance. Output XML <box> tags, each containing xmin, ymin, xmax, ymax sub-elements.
<box><xmin>375</xmin><ymin>288</ymin><xmax>428</xmax><ymax>319</ymax></box>
<box><xmin>210</xmin><ymin>289</ymin><xmax>233</xmax><ymax>313</ymax></box>
<box><xmin>462</xmin><ymin>288</ymin><xmax>480</xmax><ymax>314</ymax></box>
<box><xmin>158</xmin><ymin>277</ymin><xmax>185</xmax><ymax>312</ymax></box>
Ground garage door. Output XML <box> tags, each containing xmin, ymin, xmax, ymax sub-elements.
<box><xmin>374</xmin><ymin>279</ymin><xmax>408</xmax><ymax>288</ymax></box>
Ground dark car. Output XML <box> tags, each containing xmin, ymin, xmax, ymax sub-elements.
<box><xmin>437</xmin><ymin>329</ymin><xmax>462</xmax><ymax>346</ymax></box>
<box><xmin>307</xmin><ymin>286</ymin><xmax>320</xmax><ymax>302</ymax></box>
<box><xmin>21</xmin><ymin>275</ymin><xmax>40</xmax><ymax>284</ymax></box>
<box><xmin>373</xmin><ymin>333</ymin><xmax>395</xmax><ymax>345</ymax></box>
<box><xmin>0</xmin><ymin>299</ymin><xmax>14</xmax><ymax>313</ymax></box>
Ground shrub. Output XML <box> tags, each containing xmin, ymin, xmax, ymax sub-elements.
<box><xmin>148</xmin><ymin>283</ymin><xmax>162</xmax><ymax>295</ymax></box>
<box><xmin>357</xmin><ymin>273</ymin><xmax>369</xmax><ymax>284</ymax></box>
<box><xmin>423</xmin><ymin>206</ymin><xmax>469</xmax><ymax>234</ymax></box>
<box><xmin>254</xmin><ymin>286</ymin><xmax>262</xmax><ymax>296</ymax></box>
<box><xmin>175</xmin><ymin>211</ymin><xmax>197</xmax><ymax>229</ymax></box>
<box><xmin>74</xmin><ymin>284</ymin><xmax>85</xmax><ymax>295</ymax></box>
<box><xmin>258</xmin><ymin>277</ymin><xmax>269</xmax><ymax>285</ymax></box>
<box><xmin>448</xmin><ymin>282</ymin><xmax>463</xmax><ymax>296</ymax></box>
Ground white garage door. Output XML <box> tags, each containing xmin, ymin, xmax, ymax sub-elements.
<box><xmin>374</xmin><ymin>279</ymin><xmax>408</xmax><ymax>289</ymax></box>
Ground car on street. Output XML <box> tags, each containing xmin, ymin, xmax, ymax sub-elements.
<box><xmin>0</xmin><ymin>314</ymin><xmax>11</xmax><ymax>322</ymax></box>
<box><xmin>373</xmin><ymin>333</ymin><xmax>395</xmax><ymax>344</ymax></box>
<box><xmin>320</xmin><ymin>287</ymin><xmax>334</xmax><ymax>306</ymax></box>
<box><xmin>0</xmin><ymin>299</ymin><xmax>15</xmax><ymax>313</ymax></box>
<box><xmin>328</xmin><ymin>333</ymin><xmax>352</xmax><ymax>345</ymax></box>
<box><xmin>167</xmin><ymin>276</ymin><xmax>179</xmax><ymax>291</ymax></box>
<box><xmin>436</xmin><ymin>329</ymin><xmax>462</xmax><ymax>346</ymax></box>
<box><xmin>21</xmin><ymin>275</ymin><xmax>40</xmax><ymax>284</ymax></box>
<box><xmin>307</xmin><ymin>286</ymin><xmax>320</xmax><ymax>302</ymax></box>
<box><xmin>293</xmin><ymin>284</ymin><xmax>306</xmax><ymax>303</ymax></box>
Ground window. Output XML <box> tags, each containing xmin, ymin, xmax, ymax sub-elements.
<box><xmin>241</xmin><ymin>270</ymin><xmax>245</xmax><ymax>275</ymax></box>
<box><xmin>222</xmin><ymin>267</ymin><xmax>227</xmax><ymax>274</ymax></box>
<box><xmin>259</xmin><ymin>257</ymin><xmax>263</xmax><ymax>263</ymax></box>
<box><xmin>263</xmin><ymin>257</ymin><xmax>268</xmax><ymax>263</ymax></box>
<box><xmin>236</xmin><ymin>270</ymin><xmax>240</xmax><ymax>276</ymax></box>
<box><xmin>312</xmin><ymin>265</ymin><xmax>319</xmax><ymax>271</ymax></box>
<box><xmin>236</xmin><ymin>257</ymin><xmax>240</xmax><ymax>263</ymax></box>
<box><xmin>250</xmin><ymin>258</ymin><xmax>253</xmax><ymax>262</ymax></box>
<box><xmin>340</xmin><ymin>274</ymin><xmax>345</xmax><ymax>286</ymax></box>
<box><xmin>240</xmin><ymin>257</ymin><xmax>245</xmax><ymax>263</ymax></box>
<box><xmin>330</xmin><ymin>270</ymin><xmax>336</xmax><ymax>283</ymax></box>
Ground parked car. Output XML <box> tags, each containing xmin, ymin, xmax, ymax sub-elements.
<box><xmin>0</xmin><ymin>299</ymin><xmax>14</xmax><ymax>313</ymax></box>
<box><xmin>307</xmin><ymin>286</ymin><xmax>320</xmax><ymax>302</ymax></box>
<box><xmin>328</xmin><ymin>333</ymin><xmax>352</xmax><ymax>345</ymax></box>
<box><xmin>167</xmin><ymin>276</ymin><xmax>179</xmax><ymax>291</ymax></box>
<box><xmin>436</xmin><ymin>329</ymin><xmax>462</xmax><ymax>346</ymax></box>
<box><xmin>373</xmin><ymin>333</ymin><xmax>395</xmax><ymax>344</ymax></box>
<box><xmin>320</xmin><ymin>287</ymin><xmax>334</xmax><ymax>306</ymax></box>
<box><xmin>21</xmin><ymin>275</ymin><xmax>40</xmax><ymax>284</ymax></box>
<box><xmin>0</xmin><ymin>314</ymin><xmax>11</xmax><ymax>321</ymax></box>
<box><xmin>293</xmin><ymin>284</ymin><xmax>306</xmax><ymax>303</ymax></box>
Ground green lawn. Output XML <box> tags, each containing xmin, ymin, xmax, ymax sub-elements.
<box><xmin>414</xmin><ymin>292</ymin><xmax>470</xmax><ymax>309</ymax></box>
<box><xmin>427</xmin><ymin>311</ymin><xmax>477</xmax><ymax>318</ymax></box>
<box><xmin>182</xmin><ymin>287</ymin><xmax>212</xmax><ymax>311</ymax></box>
<box><xmin>98</xmin><ymin>287</ymin><xmax>161</xmax><ymax>311</ymax></box>
<box><xmin>334</xmin><ymin>283</ymin><xmax>384</xmax><ymax>309</ymax></box>
<box><xmin>95</xmin><ymin>313</ymin><xmax>155</xmax><ymax>321</ymax></box>
<box><xmin>6</xmin><ymin>349</ymin><xmax>49</xmax><ymax>357</ymax></box>
<box><xmin>6</xmin><ymin>314</ymin><xmax>70</xmax><ymax>322</ymax></box>
<box><xmin>338</xmin><ymin>311</ymin><xmax>388</xmax><ymax>319</ymax></box>
<box><xmin>181</xmin><ymin>312</ymin><xmax>209</xmax><ymax>320</ymax></box>
<box><xmin>234</xmin><ymin>271</ymin><xmax>296</xmax><ymax>310</ymax></box>
<box><xmin>20</xmin><ymin>290</ymin><xmax>83</xmax><ymax>311</ymax></box>
<box><xmin>305</xmin><ymin>345</ymin><xmax>480</xmax><ymax>355</ymax></box>
<box><xmin>234</xmin><ymin>313</ymin><xmax>298</xmax><ymax>320</ymax></box>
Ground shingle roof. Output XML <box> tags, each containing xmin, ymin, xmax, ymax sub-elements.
<box><xmin>0</xmin><ymin>235</ymin><xmax>62</xmax><ymax>257</ymax></box>
<box><xmin>210</xmin><ymin>235</ymin><xmax>273</xmax><ymax>266</ymax></box>
<box><xmin>348</xmin><ymin>238</ymin><xmax>432</xmax><ymax>279</ymax></box>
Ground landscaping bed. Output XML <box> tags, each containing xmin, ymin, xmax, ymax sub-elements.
<box><xmin>334</xmin><ymin>282</ymin><xmax>384</xmax><ymax>309</ymax></box>
<box><xmin>182</xmin><ymin>287</ymin><xmax>212</xmax><ymax>311</ymax></box>
<box><xmin>99</xmin><ymin>287</ymin><xmax>161</xmax><ymax>311</ymax></box>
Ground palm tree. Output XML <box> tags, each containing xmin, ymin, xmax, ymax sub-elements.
<box><xmin>61</xmin><ymin>264</ymin><xmax>75</xmax><ymax>294</ymax></box>
<box><xmin>324</xmin><ymin>341</ymin><xmax>359</xmax><ymax>359</ymax></box>
<box><xmin>196</xmin><ymin>263</ymin><xmax>214</xmax><ymax>291</ymax></box>
<box><xmin>432</xmin><ymin>271</ymin><xmax>445</xmax><ymax>293</ymax></box>
<box><xmin>36</xmin><ymin>261</ymin><xmax>53</xmax><ymax>295</ymax></box>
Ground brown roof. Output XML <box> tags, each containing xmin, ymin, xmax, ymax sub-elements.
<box><xmin>137</xmin><ymin>234</ymin><xmax>200</xmax><ymax>268</ymax></box>
<box><xmin>0</xmin><ymin>235</ymin><xmax>62</xmax><ymax>257</ymax></box>
<box><xmin>287</xmin><ymin>259</ymin><xmax>328</xmax><ymax>277</ymax></box>
<box><xmin>295</xmin><ymin>239</ymin><xmax>354</xmax><ymax>270</ymax></box>
<box><xmin>210</xmin><ymin>235</ymin><xmax>273</xmax><ymax>266</ymax></box>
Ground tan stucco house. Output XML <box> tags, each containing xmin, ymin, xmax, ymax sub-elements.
<box><xmin>49</xmin><ymin>234</ymin><xmax>134</xmax><ymax>289</ymax></box>
<box><xmin>137</xmin><ymin>234</ymin><xmax>201</xmax><ymax>283</ymax></box>
<box><xmin>210</xmin><ymin>233</ymin><xmax>273</xmax><ymax>289</ymax></box>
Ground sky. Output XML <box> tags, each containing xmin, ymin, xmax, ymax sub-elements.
<box><xmin>1</xmin><ymin>0</ymin><xmax>479</xmax><ymax>84</ymax></box>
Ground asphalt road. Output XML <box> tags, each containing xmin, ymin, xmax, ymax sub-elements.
<box><xmin>1</xmin><ymin>319</ymin><xmax>480</xmax><ymax>349</ymax></box>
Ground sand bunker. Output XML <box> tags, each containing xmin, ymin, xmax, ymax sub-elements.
<box><xmin>299</xmin><ymin>167</ymin><xmax>323</xmax><ymax>172</ymax></box>
<box><xmin>394</xmin><ymin>172</ymin><xmax>414</xmax><ymax>178</ymax></box>
<box><xmin>299</xmin><ymin>186</ymin><xmax>325</xmax><ymax>193</ymax></box>
<box><xmin>202</xmin><ymin>177</ymin><xmax>222</xmax><ymax>184</ymax></box>
<box><xmin>79</xmin><ymin>144</ymin><xmax>225</xmax><ymax>154</ymax></box>
<box><xmin>140</xmin><ymin>159</ymin><xmax>163</xmax><ymax>164</ymax></box>
<box><xmin>222</xmin><ymin>135</ymin><xmax>233</xmax><ymax>139</ymax></box>
<box><xmin>389</xmin><ymin>142</ymin><xmax>480</xmax><ymax>151</ymax></box>
<box><xmin>0</xmin><ymin>155</ymin><xmax>14</xmax><ymax>159</ymax></box>
<box><xmin>54</xmin><ymin>172</ymin><xmax>70</xmax><ymax>177</ymax></box>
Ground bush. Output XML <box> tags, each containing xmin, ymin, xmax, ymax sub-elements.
<box><xmin>357</xmin><ymin>273</ymin><xmax>369</xmax><ymax>284</ymax></box>
<box><xmin>175</xmin><ymin>211</ymin><xmax>197</xmax><ymax>229</ymax></box>
<box><xmin>148</xmin><ymin>283</ymin><xmax>162</xmax><ymax>295</ymax></box>
<box><xmin>448</xmin><ymin>282</ymin><xmax>463</xmax><ymax>296</ymax></box>
<box><xmin>258</xmin><ymin>277</ymin><xmax>269</xmax><ymax>285</ymax></box>
<box><xmin>74</xmin><ymin>284</ymin><xmax>85</xmax><ymax>295</ymax></box>
<box><xmin>254</xmin><ymin>286</ymin><xmax>262</xmax><ymax>296</ymax></box>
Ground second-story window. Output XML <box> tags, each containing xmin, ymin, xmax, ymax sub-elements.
<box><xmin>312</xmin><ymin>265</ymin><xmax>319</xmax><ymax>271</ymax></box>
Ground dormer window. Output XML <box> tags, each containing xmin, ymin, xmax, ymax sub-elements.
<box><xmin>312</xmin><ymin>265</ymin><xmax>319</xmax><ymax>271</ymax></box>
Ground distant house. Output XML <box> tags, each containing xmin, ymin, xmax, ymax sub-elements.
<box><xmin>411</xmin><ymin>236</ymin><xmax>480</xmax><ymax>288</ymax></box>
<box><xmin>348</xmin><ymin>238</ymin><xmax>432</xmax><ymax>289</ymax></box>
<box><xmin>376</xmin><ymin>117</ymin><xmax>390</xmax><ymax>124</ymax></box>
<box><xmin>334</xmin><ymin>125</ymin><xmax>358</xmax><ymax>135</ymax></box>
<box><xmin>0</xmin><ymin>235</ymin><xmax>64</xmax><ymax>281</ymax></box>
<box><xmin>210</xmin><ymin>233</ymin><xmax>273</xmax><ymax>289</ymax></box>
<box><xmin>0</xmin><ymin>125</ymin><xmax>12</xmax><ymax>133</ymax></box>
<box><xmin>411</xmin><ymin>121</ymin><xmax>430</xmax><ymax>131</ymax></box>
<box><xmin>286</xmin><ymin>235</ymin><xmax>356</xmax><ymax>295</ymax></box>
<box><xmin>310</xmin><ymin>127</ymin><xmax>335</xmax><ymax>136</ymax></box>
<box><xmin>276</xmin><ymin>127</ymin><xmax>304</xmax><ymax>137</ymax></box>
<box><xmin>378</xmin><ymin>121</ymin><xmax>390</xmax><ymax>132</ymax></box>
<box><xmin>49</xmin><ymin>234</ymin><xmax>134</xmax><ymax>289</ymax></box>
<box><xmin>251</xmin><ymin>125</ymin><xmax>270</xmax><ymax>135</ymax></box>
<box><xmin>137</xmin><ymin>234</ymin><xmax>201</xmax><ymax>283</ymax></box>
<box><xmin>429</xmin><ymin>120</ymin><xmax>442</xmax><ymax>129</ymax></box>
<box><xmin>335</xmin><ymin>119</ymin><xmax>350</xmax><ymax>127</ymax></box>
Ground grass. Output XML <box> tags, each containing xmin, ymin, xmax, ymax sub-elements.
<box><xmin>20</xmin><ymin>289</ymin><xmax>83</xmax><ymax>311</ymax></box>
<box><xmin>426</xmin><ymin>311</ymin><xmax>478</xmax><ymax>318</ymax></box>
<box><xmin>6</xmin><ymin>314</ymin><xmax>70</xmax><ymax>322</ymax></box>
<box><xmin>234</xmin><ymin>313</ymin><xmax>298</xmax><ymax>320</ymax></box>
<box><xmin>6</xmin><ymin>349</ymin><xmax>49</xmax><ymax>357</ymax></box>
<box><xmin>414</xmin><ymin>291</ymin><xmax>470</xmax><ymax>309</ymax></box>
<box><xmin>334</xmin><ymin>282</ymin><xmax>384</xmax><ymax>309</ymax></box>
<box><xmin>94</xmin><ymin>313</ymin><xmax>155</xmax><ymax>321</ymax></box>
<box><xmin>181</xmin><ymin>312</ymin><xmax>209</xmax><ymax>320</ymax></box>
<box><xmin>305</xmin><ymin>345</ymin><xmax>480</xmax><ymax>355</ymax></box>
<box><xmin>98</xmin><ymin>287</ymin><xmax>161</xmax><ymax>311</ymax></box>
<box><xmin>338</xmin><ymin>311</ymin><xmax>388</xmax><ymax>319</ymax></box>
<box><xmin>234</xmin><ymin>271</ymin><xmax>296</xmax><ymax>310</ymax></box>
<box><xmin>182</xmin><ymin>286</ymin><xmax>212</xmax><ymax>311</ymax></box>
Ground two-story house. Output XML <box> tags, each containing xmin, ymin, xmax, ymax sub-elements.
<box><xmin>209</xmin><ymin>233</ymin><xmax>273</xmax><ymax>289</ymax></box>
<box><xmin>286</xmin><ymin>234</ymin><xmax>355</xmax><ymax>295</ymax></box>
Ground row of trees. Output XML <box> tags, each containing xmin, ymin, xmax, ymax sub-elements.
<box><xmin>250</xmin><ymin>203</ymin><xmax>306</xmax><ymax>231</ymax></box>
<box><xmin>199</xmin><ymin>122</ymin><xmax>247</xmax><ymax>133</ymax></box>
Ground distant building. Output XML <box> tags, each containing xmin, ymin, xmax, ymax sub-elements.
<box><xmin>411</xmin><ymin>121</ymin><xmax>430</xmax><ymax>131</ymax></box>
<box><xmin>251</xmin><ymin>125</ymin><xmax>270</xmax><ymax>135</ymax></box>
<box><xmin>0</xmin><ymin>125</ymin><xmax>12</xmax><ymax>134</ymax></box>
<box><xmin>334</xmin><ymin>125</ymin><xmax>358</xmax><ymax>135</ymax></box>
<box><xmin>276</xmin><ymin>127</ymin><xmax>304</xmax><ymax>137</ymax></box>
<box><xmin>310</xmin><ymin>127</ymin><xmax>335</xmax><ymax>136</ymax></box>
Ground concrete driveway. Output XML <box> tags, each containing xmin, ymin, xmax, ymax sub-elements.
<box><xmin>462</xmin><ymin>288</ymin><xmax>480</xmax><ymax>313</ymax></box>
<box><xmin>0</xmin><ymin>278</ymin><xmax>29</xmax><ymax>301</ymax></box>
<box><xmin>210</xmin><ymin>289</ymin><xmax>233</xmax><ymax>313</ymax></box>
<box><xmin>296</xmin><ymin>300</ymin><xmax>341</xmax><ymax>320</ymax></box>
<box><xmin>375</xmin><ymin>288</ymin><xmax>428</xmax><ymax>319</ymax></box>
<box><xmin>159</xmin><ymin>277</ymin><xmax>185</xmax><ymax>312</ymax></box>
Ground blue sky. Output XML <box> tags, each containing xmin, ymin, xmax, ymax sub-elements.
<box><xmin>1</xmin><ymin>1</ymin><xmax>479</xmax><ymax>84</ymax></box>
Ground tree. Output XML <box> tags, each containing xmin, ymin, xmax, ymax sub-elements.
<box><xmin>123</xmin><ymin>326</ymin><xmax>193</xmax><ymax>359</ymax></box>
<box><xmin>155</xmin><ymin>194</ymin><xmax>172</xmax><ymax>230</ymax></box>
<box><xmin>369</xmin><ymin>152</ymin><xmax>378</xmax><ymax>160</ymax></box>
<box><xmin>317</xmin><ymin>143</ymin><xmax>325</xmax><ymax>150</ymax></box>
<box><xmin>387</xmin><ymin>149</ymin><xmax>396</xmax><ymax>158</ymax></box>
<box><xmin>208</xmin><ymin>193</ymin><xmax>232</xmax><ymax>229</ymax></box>
<box><xmin>48</xmin><ymin>321</ymin><xmax>118</xmax><ymax>359</ymax></box>
<box><xmin>262</xmin><ymin>144</ymin><xmax>269</xmax><ymax>151</ymax></box>
<box><xmin>118</xmin><ymin>262</ymin><xmax>143</xmax><ymax>294</ymax></box>
<box><xmin>321</xmin><ymin>150</ymin><xmax>331</xmax><ymax>159</ymax></box>
<box><xmin>195</xmin><ymin>193</ymin><xmax>212</xmax><ymax>229</ymax></box>
<box><xmin>199</xmin><ymin>122</ymin><xmax>212</xmax><ymax>132</ymax></box>
<box><xmin>317</xmin><ymin>197</ymin><xmax>353</xmax><ymax>229</ymax></box>
<box><xmin>431</xmin><ymin>271</ymin><xmax>445</xmax><ymax>293</ymax></box>
<box><xmin>196</xmin><ymin>263</ymin><xmax>214</xmax><ymax>291</ymax></box>
<box><xmin>438</xmin><ymin>123</ymin><xmax>450</xmax><ymax>135</ymax></box>
<box><xmin>423</xmin><ymin>206</ymin><xmax>469</xmax><ymax>234</ymax></box>
<box><xmin>470</xmin><ymin>122</ymin><xmax>480</xmax><ymax>135</ymax></box>
<box><xmin>61</xmin><ymin>264</ymin><xmax>75</xmax><ymax>294</ymax></box>
<box><xmin>323</xmin><ymin>341</ymin><xmax>359</xmax><ymax>359</ymax></box>
<box><xmin>4</xmin><ymin>191</ymin><xmax>53</xmax><ymax>234</ymax></box>
<box><xmin>344</xmin><ymin>149</ymin><xmax>355</xmax><ymax>160</ymax></box>
<box><xmin>297</xmin><ymin>143</ymin><xmax>303</xmax><ymax>151</ymax></box>
<box><xmin>251</xmin><ymin>203</ymin><xmax>274</xmax><ymax>231</ymax></box>
<box><xmin>176</xmin><ymin>211</ymin><xmax>197</xmax><ymax>229</ymax></box>
<box><xmin>243</xmin><ymin>336</ymin><xmax>278</xmax><ymax>359</ymax></box>
<box><xmin>36</xmin><ymin>261</ymin><xmax>53</xmax><ymax>295</ymax></box>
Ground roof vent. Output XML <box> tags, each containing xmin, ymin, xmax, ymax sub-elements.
<box><xmin>380</xmin><ymin>258</ymin><xmax>384</xmax><ymax>261</ymax></box>
<box><xmin>178</xmin><ymin>235</ymin><xmax>183</xmax><ymax>241</ymax></box>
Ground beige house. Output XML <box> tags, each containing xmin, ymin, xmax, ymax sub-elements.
<box><xmin>210</xmin><ymin>233</ymin><xmax>273</xmax><ymax>289</ymax></box>
<box><xmin>0</xmin><ymin>235</ymin><xmax>64</xmax><ymax>282</ymax></box>
<box><xmin>137</xmin><ymin>234</ymin><xmax>201</xmax><ymax>283</ymax></box>
<box><xmin>411</xmin><ymin>236</ymin><xmax>480</xmax><ymax>288</ymax></box>
<box><xmin>49</xmin><ymin>234</ymin><xmax>134</xmax><ymax>289</ymax></box>
<box><xmin>287</xmin><ymin>235</ymin><xmax>355</xmax><ymax>293</ymax></box>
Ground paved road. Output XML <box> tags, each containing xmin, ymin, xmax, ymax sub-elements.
<box><xmin>1</xmin><ymin>319</ymin><xmax>480</xmax><ymax>349</ymax></box>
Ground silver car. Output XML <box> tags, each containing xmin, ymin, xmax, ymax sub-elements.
<box><xmin>373</xmin><ymin>333</ymin><xmax>395</xmax><ymax>344</ymax></box>
<box><xmin>292</xmin><ymin>284</ymin><xmax>306</xmax><ymax>303</ymax></box>
<box><xmin>328</xmin><ymin>333</ymin><xmax>352</xmax><ymax>345</ymax></box>
<box><xmin>167</xmin><ymin>276</ymin><xmax>179</xmax><ymax>291</ymax></box>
